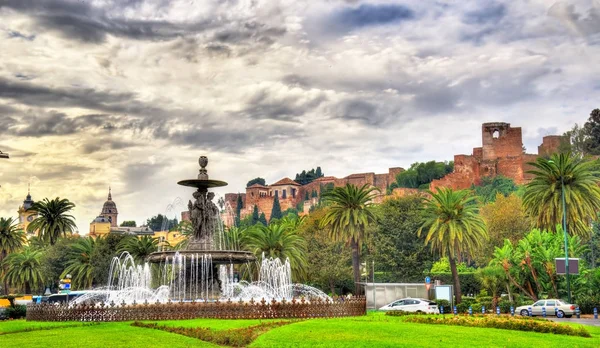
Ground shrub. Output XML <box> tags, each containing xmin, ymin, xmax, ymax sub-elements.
<box><xmin>5</xmin><ymin>305</ymin><xmax>26</xmax><ymax>319</ymax></box>
<box><xmin>436</xmin><ymin>299</ymin><xmax>450</xmax><ymax>309</ymax></box>
<box><xmin>498</xmin><ymin>299</ymin><xmax>512</xmax><ymax>313</ymax></box>
<box><xmin>403</xmin><ymin>315</ymin><xmax>591</xmax><ymax>338</ymax></box>
<box><xmin>575</xmin><ymin>295</ymin><xmax>600</xmax><ymax>315</ymax></box>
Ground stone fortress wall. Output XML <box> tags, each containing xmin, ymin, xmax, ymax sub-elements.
<box><xmin>221</xmin><ymin>122</ymin><xmax>565</xmax><ymax>225</ymax></box>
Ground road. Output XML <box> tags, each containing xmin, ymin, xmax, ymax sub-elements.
<box><xmin>548</xmin><ymin>317</ymin><xmax>600</xmax><ymax>327</ymax></box>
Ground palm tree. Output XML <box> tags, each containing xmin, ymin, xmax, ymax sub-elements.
<box><xmin>418</xmin><ymin>187</ymin><xmax>487</xmax><ymax>303</ymax></box>
<box><xmin>475</xmin><ymin>265</ymin><xmax>505</xmax><ymax>308</ymax></box>
<box><xmin>523</xmin><ymin>152</ymin><xmax>600</xmax><ymax>237</ymax></box>
<box><xmin>320</xmin><ymin>184</ymin><xmax>379</xmax><ymax>295</ymax></box>
<box><xmin>118</xmin><ymin>236</ymin><xmax>159</xmax><ymax>262</ymax></box>
<box><xmin>27</xmin><ymin>198</ymin><xmax>77</xmax><ymax>245</ymax></box>
<box><xmin>2</xmin><ymin>248</ymin><xmax>44</xmax><ymax>294</ymax></box>
<box><xmin>0</xmin><ymin>217</ymin><xmax>26</xmax><ymax>294</ymax></box>
<box><xmin>62</xmin><ymin>237</ymin><xmax>96</xmax><ymax>289</ymax></box>
<box><xmin>243</xmin><ymin>221</ymin><xmax>307</xmax><ymax>279</ymax></box>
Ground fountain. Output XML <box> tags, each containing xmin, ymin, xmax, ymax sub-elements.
<box><xmin>26</xmin><ymin>156</ymin><xmax>366</xmax><ymax>321</ymax></box>
<box><xmin>146</xmin><ymin>156</ymin><xmax>256</xmax><ymax>300</ymax></box>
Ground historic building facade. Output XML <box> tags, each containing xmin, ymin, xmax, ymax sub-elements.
<box><xmin>430</xmin><ymin>122</ymin><xmax>564</xmax><ymax>190</ymax></box>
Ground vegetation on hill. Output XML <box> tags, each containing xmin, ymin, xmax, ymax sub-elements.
<box><xmin>390</xmin><ymin>160</ymin><xmax>453</xmax><ymax>191</ymax></box>
<box><xmin>294</xmin><ymin>167</ymin><xmax>324</xmax><ymax>185</ymax></box>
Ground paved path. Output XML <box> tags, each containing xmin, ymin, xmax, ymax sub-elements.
<box><xmin>548</xmin><ymin>317</ymin><xmax>600</xmax><ymax>327</ymax></box>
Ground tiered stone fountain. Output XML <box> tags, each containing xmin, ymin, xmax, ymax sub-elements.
<box><xmin>146</xmin><ymin>156</ymin><xmax>256</xmax><ymax>300</ymax></box>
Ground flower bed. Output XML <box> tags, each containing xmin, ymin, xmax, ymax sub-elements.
<box><xmin>131</xmin><ymin>320</ymin><xmax>291</xmax><ymax>346</ymax></box>
<box><xmin>401</xmin><ymin>315</ymin><xmax>591</xmax><ymax>338</ymax></box>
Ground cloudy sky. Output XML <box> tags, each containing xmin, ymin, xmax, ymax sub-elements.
<box><xmin>0</xmin><ymin>0</ymin><xmax>598</xmax><ymax>232</ymax></box>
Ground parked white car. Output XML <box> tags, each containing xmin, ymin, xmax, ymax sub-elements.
<box><xmin>379</xmin><ymin>298</ymin><xmax>439</xmax><ymax>313</ymax></box>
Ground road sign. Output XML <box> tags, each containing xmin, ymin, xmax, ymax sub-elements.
<box><xmin>64</xmin><ymin>283</ymin><xmax>71</xmax><ymax>290</ymax></box>
<box><xmin>425</xmin><ymin>276</ymin><xmax>431</xmax><ymax>284</ymax></box>
<box><xmin>555</xmin><ymin>258</ymin><xmax>579</xmax><ymax>274</ymax></box>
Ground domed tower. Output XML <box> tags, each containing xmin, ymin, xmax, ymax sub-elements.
<box><xmin>101</xmin><ymin>187</ymin><xmax>118</xmax><ymax>227</ymax></box>
<box><xmin>17</xmin><ymin>185</ymin><xmax>37</xmax><ymax>235</ymax></box>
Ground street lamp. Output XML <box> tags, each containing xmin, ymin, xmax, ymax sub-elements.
<box><xmin>0</xmin><ymin>151</ymin><xmax>8</xmax><ymax>159</ymax></box>
<box><xmin>549</xmin><ymin>159</ymin><xmax>571</xmax><ymax>303</ymax></box>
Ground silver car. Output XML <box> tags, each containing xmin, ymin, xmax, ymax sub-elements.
<box><xmin>515</xmin><ymin>299</ymin><xmax>576</xmax><ymax>318</ymax></box>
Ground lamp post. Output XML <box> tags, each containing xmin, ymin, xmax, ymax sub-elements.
<box><xmin>549</xmin><ymin>159</ymin><xmax>570</xmax><ymax>303</ymax></box>
<box><xmin>560</xmin><ymin>175</ymin><xmax>571</xmax><ymax>303</ymax></box>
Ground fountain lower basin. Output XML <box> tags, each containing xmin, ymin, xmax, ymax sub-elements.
<box><xmin>147</xmin><ymin>250</ymin><xmax>256</xmax><ymax>264</ymax></box>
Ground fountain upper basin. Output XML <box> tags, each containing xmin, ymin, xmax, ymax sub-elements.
<box><xmin>177</xmin><ymin>179</ymin><xmax>228</xmax><ymax>188</ymax></box>
<box><xmin>147</xmin><ymin>250</ymin><xmax>256</xmax><ymax>264</ymax></box>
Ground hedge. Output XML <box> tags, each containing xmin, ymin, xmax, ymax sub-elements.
<box><xmin>402</xmin><ymin>315</ymin><xmax>591</xmax><ymax>338</ymax></box>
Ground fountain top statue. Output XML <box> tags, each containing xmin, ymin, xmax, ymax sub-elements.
<box><xmin>178</xmin><ymin>156</ymin><xmax>228</xmax><ymax>190</ymax></box>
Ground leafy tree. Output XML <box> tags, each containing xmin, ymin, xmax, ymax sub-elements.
<box><xmin>27</xmin><ymin>197</ymin><xmax>76</xmax><ymax>245</ymax></box>
<box><xmin>560</xmin><ymin>123</ymin><xmax>588</xmax><ymax>157</ymax></box>
<box><xmin>246</xmin><ymin>177</ymin><xmax>266</xmax><ymax>187</ymax></box>
<box><xmin>475</xmin><ymin>266</ymin><xmax>506</xmax><ymax>308</ymax></box>
<box><xmin>235</xmin><ymin>194</ymin><xmax>244</xmax><ymax>226</ymax></box>
<box><xmin>584</xmin><ymin>108</ymin><xmax>600</xmax><ymax>155</ymax></box>
<box><xmin>523</xmin><ymin>152</ymin><xmax>600</xmax><ymax>237</ymax></box>
<box><xmin>251</xmin><ymin>205</ymin><xmax>260</xmax><ymax>225</ymax></box>
<box><xmin>320</xmin><ymin>184</ymin><xmax>379</xmax><ymax>295</ymax></box>
<box><xmin>0</xmin><ymin>217</ymin><xmax>26</xmax><ymax>294</ymax></box>
<box><xmin>396</xmin><ymin>161</ymin><xmax>453</xmax><ymax>189</ymax></box>
<box><xmin>297</xmin><ymin>208</ymin><xmax>353</xmax><ymax>295</ymax></box>
<box><xmin>38</xmin><ymin>237</ymin><xmax>78</xmax><ymax>292</ymax></box>
<box><xmin>270</xmin><ymin>192</ymin><xmax>282</xmax><ymax>221</ymax></box>
<box><xmin>146</xmin><ymin>214</ymin><xmax>177</xmax><ymax>232</ymax></box>
<box><xmin>258</xmin><ymin>213</ymin><xmax>267</xmax><ymax>226</ymax></box>
<box><xmin>294</xmin><ymin>167</ymin><xmax>324</xmax><ymax>185</ymax></box>
<box><xmin>419</xmin><ymin>188</ymin><xmax>488</xmax><ymax>303</ymax></box>
<box><xmin>429</xmin><ymin>258</ymin><xmax>474</xmax><ymax>273</ymax></box>
<box><xmin>472</xmin><ymin>176</ymin><xmax>518</xmax><ymax>204</ymax></box>
<box><xmin>242</xmin><ymin>219</ymin><xmax>308</xmax><ymax>280</ymax></box>
<box><xmin>371</xmin><ymin>196</ymin><xmax>434</xmax><ymax>282</ymax></box>
<box><xmin>476</xmin><ymin>193</ymin><xmax>531</xmax><ymax>266</ymax></box>
<box><xmin>118</xmin><ymin>236</ymin><xmax>159</xmax><ymax>263</ymax></box>
<box><xmin>2</xmin><ymin>248</ymin><xmax>44</xmax><ymax>294</ymax></box>
<box><xmin>491</xmin><ymin>228</ymin><xmax>586</xmax><ymax>301</ymax></box>
<box><xmin>62</xmin><ymin>237</ymin><xmax>96</xmax><ymax>289</ymax></box>
<box><xmin>90</xmin><ymin>234</ymin><xmax>128</xmax><ymax>285</ymax></box>
<box><xmin>582</xmin><ymin>218</ymin><xmax>600</xmax><ymax>268</ymax></box>
<box><xmin>120</xmin><ymin>221</ymin><xmax>136</xmax><ymax>227</ymax></box>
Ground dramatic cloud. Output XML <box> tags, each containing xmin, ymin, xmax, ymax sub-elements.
<box><xmin>0</xmin><ymin>0</ymin><xmax>598</xmax><ymax>231</ymax></box>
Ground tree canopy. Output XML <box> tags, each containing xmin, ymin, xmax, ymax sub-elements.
<box><xmin>246</xmin><ymin>177</ymin><xmax>266</xmax><ymax>187</ymax></box>
<box><xmin>146</xmin><ymin>214</ymin><xmax>177</xmax><ymax>232</ymax></box>
<box><xmin>394</xmin><ymin>161</ymin><xmax>453</xmax><ymax>189</ymax></box>
<box><xmin>294</xmin><ymin>167</ymin><xmax>324</xmax><ymax>185</ymax></box>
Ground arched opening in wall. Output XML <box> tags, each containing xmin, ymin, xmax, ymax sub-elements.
<box><xmin>492</xmin><ymin>130</ymin><xmax>500</xmax><ymax>139</ymax></box>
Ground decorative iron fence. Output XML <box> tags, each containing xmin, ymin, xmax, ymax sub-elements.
<box><xmin>27</xmin><ymin>297</ymin><xmax>366</xmax><ymax>322</ymax></box>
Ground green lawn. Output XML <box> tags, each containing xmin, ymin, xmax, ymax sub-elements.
<box><xmin>1</xmin><ymin>313</ymin><xmax>599</xmax><ymax>347</ymax></box>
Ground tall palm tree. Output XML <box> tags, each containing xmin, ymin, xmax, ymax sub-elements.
<box><xmin>0</xmin><ymin>217</ymin><xmax>26</xmax><ymax>294</ymax></box>
<box><xmin>62</xmin><ymin>237</ymin><xmax>96</xmax><ymax>289</ymax></box>
<box><xmin>118</xmin><ymin>236</ymin><xmax>159</xmax><ymax>262</ymax></box>
<box><xmin>523</xmin><ymin>152</ymin><xmax>600</xmax><ymax>237</ymax></box>
<box><xmin>418</xmin><ymin>187</ymin><xmax>487</xmax><ymax>303</ymax></box>
<box><xmin>320</xmin><ymin>184</ymin><xmax>379</xmax><ymax>295</ymax></box>
<box><xmin>27</xmin><ymin>198</ymin><xmax>77</xmax><ymax>245</ymax></box>
<box><xmin>243</xmin><ymin>222</ymin><xmax>308</xmax><ymax>279</ymax></box>
<box><xmin>2</xmin><ymin>248</ymin><xmax>44</xmax><ymax>294</ymax></box>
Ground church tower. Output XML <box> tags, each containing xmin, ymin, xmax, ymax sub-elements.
<box><xmin>17</xmin><ymin>185</ymin><xmax>37</xmax><ymax>237</ymax></box>
<box><xmin>101</xmin><ymin>187</ymin><xmax>118</xmax><ymax>227</ymax></box>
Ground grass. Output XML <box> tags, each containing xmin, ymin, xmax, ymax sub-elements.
<box><xmin>0</xmin><ymin>312</ymin><xmax>599</xmax><ymax>347</ymax></box>
<box><xmin>0</xmin><ymin>320</ymin><xmax>95</xmax><ymax>334</ymax></box>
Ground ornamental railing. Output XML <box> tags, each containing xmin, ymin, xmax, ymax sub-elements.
<box><xmin>26</xmin><ymin>296</ymin><xmax>366</xmax><ymax>322</ymax></box>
